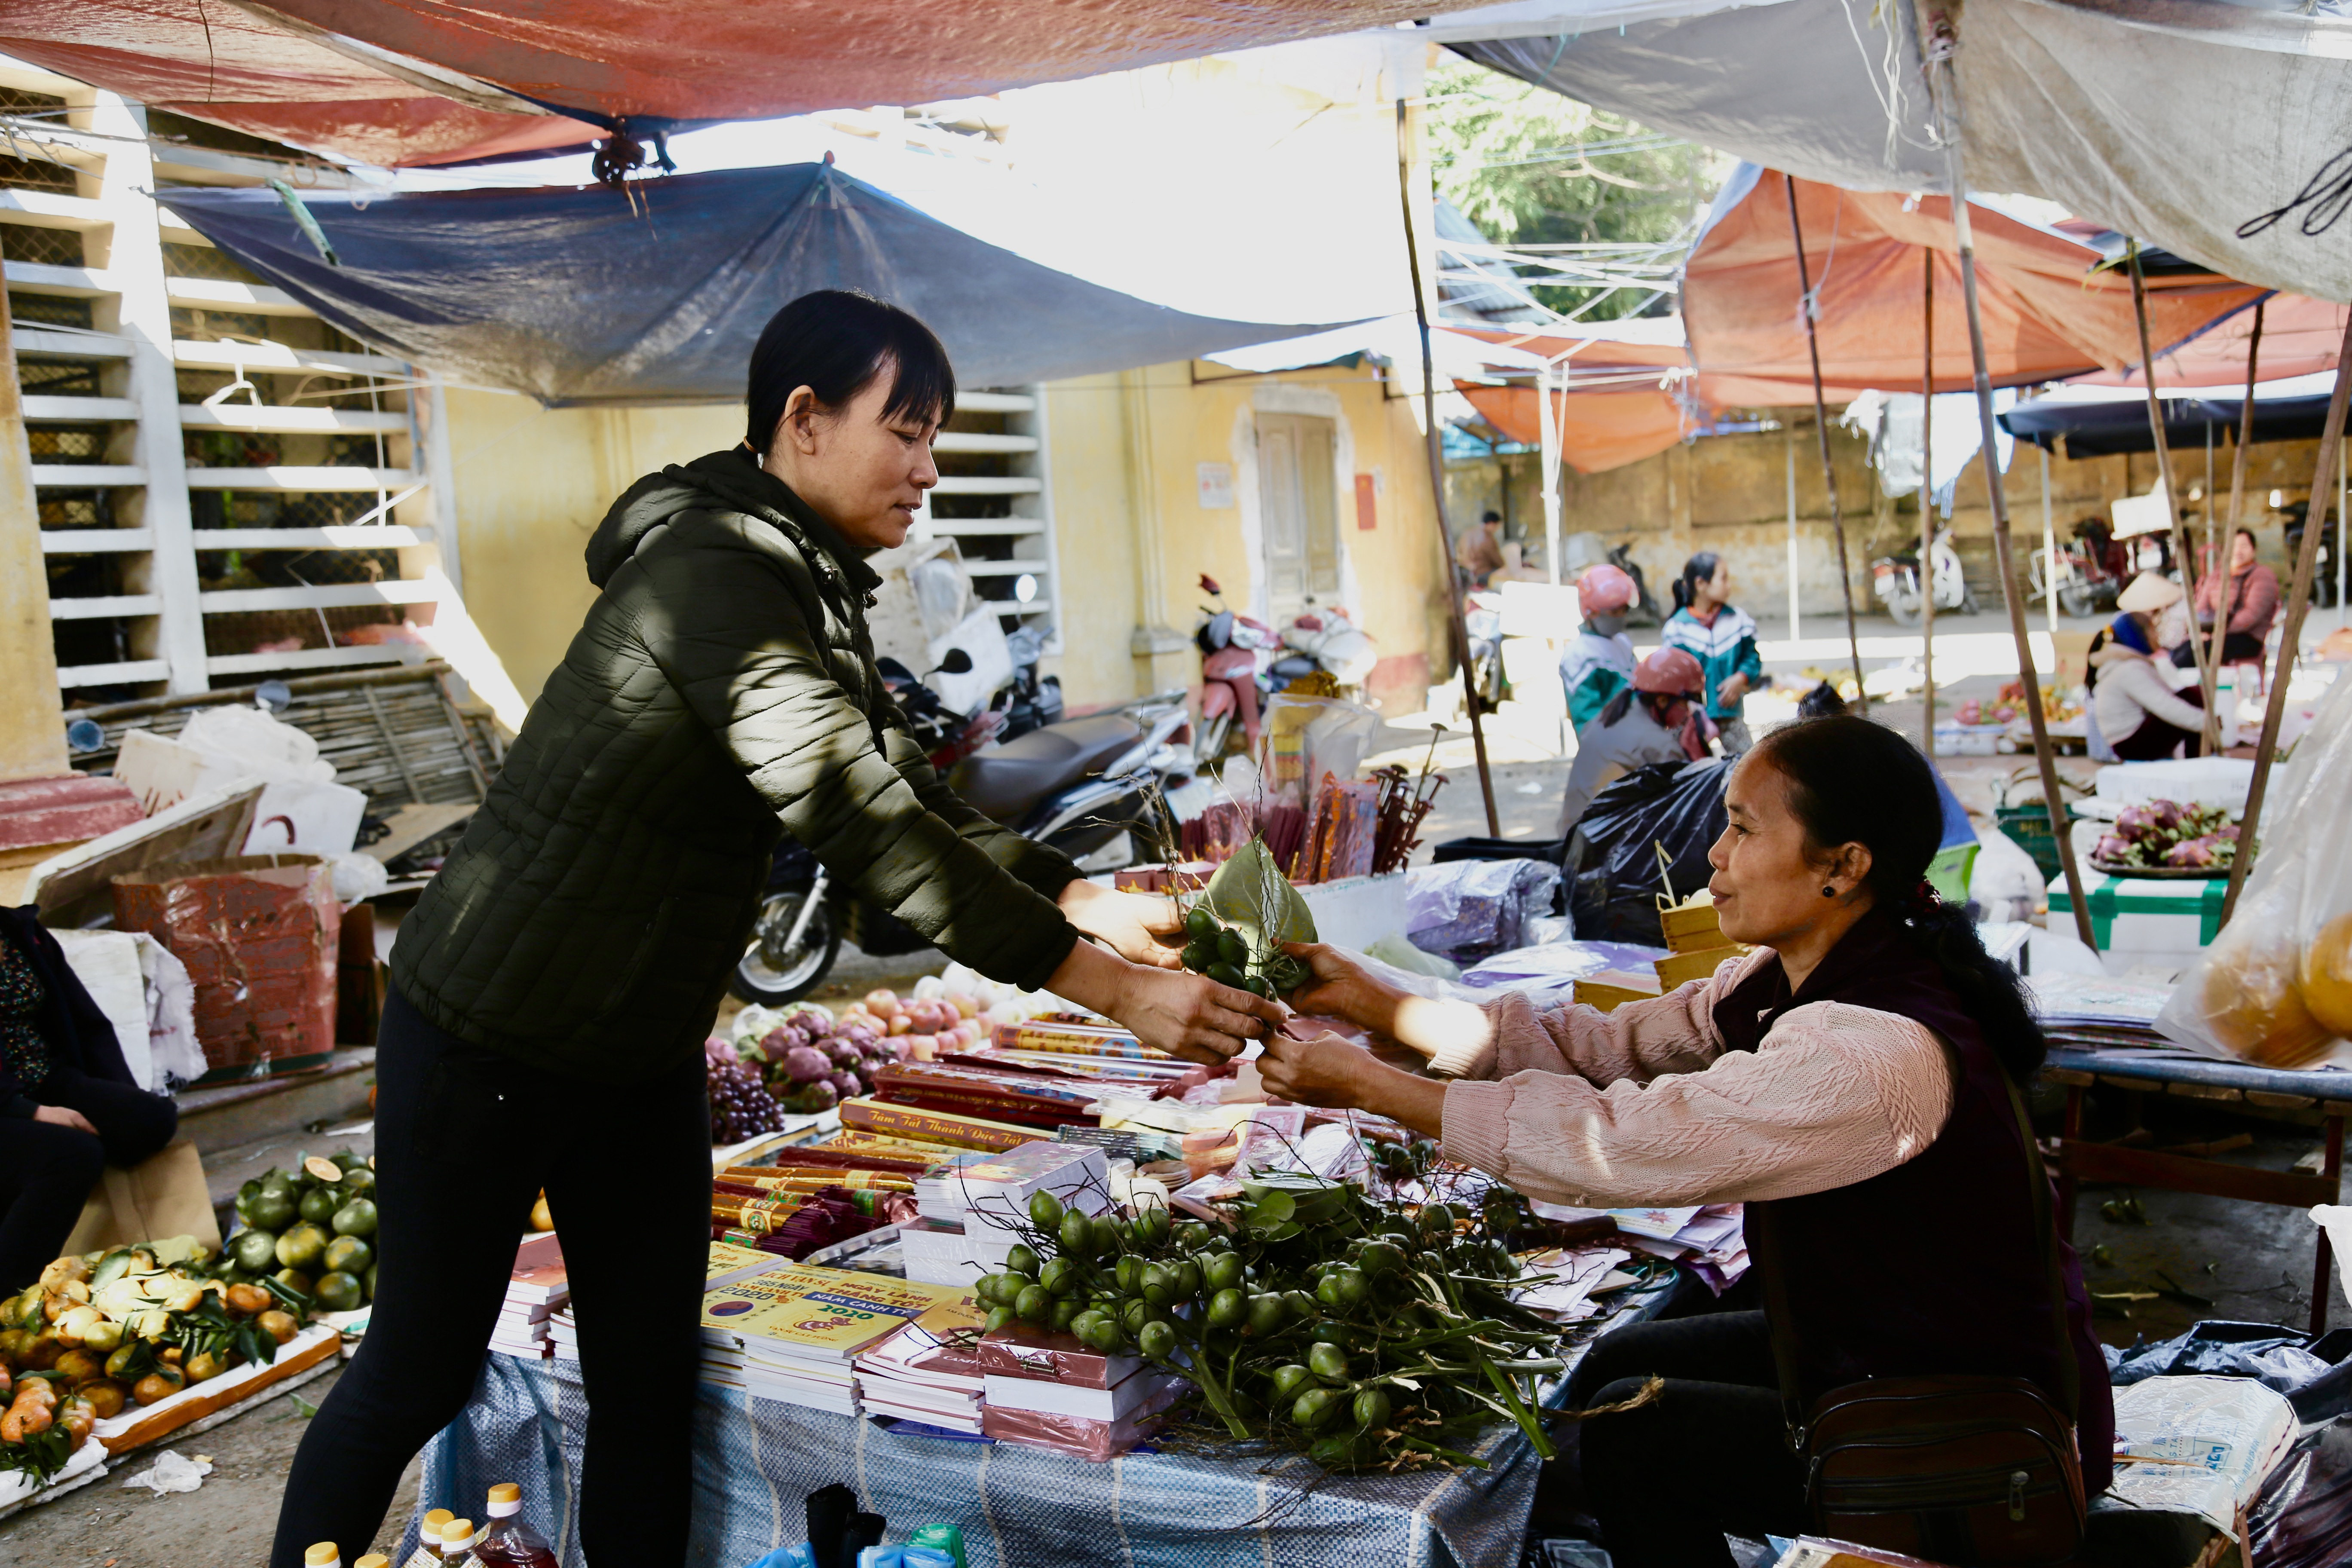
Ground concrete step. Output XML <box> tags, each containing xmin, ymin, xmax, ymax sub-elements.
<box><xmin>205</xmin><ymin>1121</ymin><xmax>377</xmax><ymax>1224</ymax></box>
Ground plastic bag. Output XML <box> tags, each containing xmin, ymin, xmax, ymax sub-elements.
<box><xmin>1564</xmin><ymin>759</ymin><xmax>1730</xmax><ymax>946</ymax></box>
<box><xmin>2154</xmin><ymin>670</ymin><xmax>2352</xmax><ymax>1067</ymax></box>
<box><xmin>2250</xmin><ymin>1420</ymin><xmax>2352</xmax><ymax>1568</ymax></box>
<box><xmin>1256</xmin><ymin>694</ymin><xmax>1378</xmax><ymax>805</ymax></box>
<box><xmin>1403</xmin><ymin>858</ymin><xmax>1559</xmax><ymax>962</ymax></box>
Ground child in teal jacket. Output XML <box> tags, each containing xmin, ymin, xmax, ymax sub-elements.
<box><xmin>1661</xmin><ymin>551</ymin><xmax>1764</xmax><ymax>755</ymax></box>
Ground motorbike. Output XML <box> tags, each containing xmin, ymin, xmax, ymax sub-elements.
<box><xmin>2285</xmin><ymin>504</ymin><xmax>2340</xmax><ymax>608</ymax></box>
<box><xmin>731</xmin><ymin>676</ymin><xmax>1197</xmax><ymax>1005</ymax></box>
<box><xmin>1607</xmin><ymin>542</ymin><xmax>1664</xmax><ymax>628</ymax></box>
<box><xmin>2027</xmin><ymin>534</ymin><xmax>2117</xmax><ymax>620</ymax></box>
<box><xmin>1278</xmin><ymin>603</ymin><xmax>1378</xmax><ymax>692</ymax></box>
<box><xmin>1871</xmin><ymin>526</ymin><xmax>1978</xmax><ymax>626</ymax></box>
<box><xmin>1193</xmin><ymin>575</ymin><xmax>1275</xmax><ymax>766</ymax></box>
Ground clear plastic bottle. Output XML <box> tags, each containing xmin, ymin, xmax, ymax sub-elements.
<box><xmin>357</xmin><ymin>1556</ymin><xmax>392</xmax><ymax>1568</ymax></box>
<box><xmin>437</xmin><ymin>1519</ymin><xmax>479</xmax><ymax>1566</ymax></box>
<box><xmin>475</xmin><ymin>1482</ymin><xmax>557</xmax><ymax>1568</ymax></box>
<box><xmin>305</xmin><ymin>1546</ymin><xmax>341</xmax><ymax>1568</ymax></box>
<box><xmin>401</xmin><ymin>1510</ymin><xmax>455</xmax><ymax>1568</ymax></box>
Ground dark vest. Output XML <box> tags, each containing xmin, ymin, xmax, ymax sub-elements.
<box><xmin>1713</xmin><ymin>907</ymin><xmax>2114</xmax><ymax>1492</ymax></box>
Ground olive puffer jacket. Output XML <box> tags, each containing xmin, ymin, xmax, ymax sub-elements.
<box><xmin>389</xmin><ymin>447</ymin><xmax>1082</xmax><ymax>1084</ymax></box>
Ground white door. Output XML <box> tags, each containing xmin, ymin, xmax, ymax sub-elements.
<box><xmin>1257</xmin><ymin>413</ymin><xmax>1339</xmax><ymax>624</ymax></box>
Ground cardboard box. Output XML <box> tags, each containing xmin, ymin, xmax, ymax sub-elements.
<box><xmin>1658</xmin><ymin>902</ymin><xmax>1726</xmax><ymax>954</ymax></box>
<box><xmin>1653</xmin><ymin>945</ymin><xmax>1746</xmax><ymax>991</ymax></box>
<box><xmin>1574</xmin><ymin>970</ymin><xmax>1662</xmax><ymax>1013</ymax></box>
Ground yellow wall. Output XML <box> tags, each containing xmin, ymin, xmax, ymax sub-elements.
<box><xmin>445</xmin><ymin>361</ymin><xmax>1449</xmax><ymax>719</ymax></box>
<box><xmin>1041</xmin><ymin>359</ymin><xmax>1446</xmax><ymax>714</ymax></box>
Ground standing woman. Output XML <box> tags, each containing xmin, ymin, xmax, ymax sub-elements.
<box><xmin>270</xmin><ymin>291</ymin><xmax>1280</xmax><ymax>1568</ymax></box>
<box><xmin>1661</xmin><ymin>552</ymin><xmax>1764</xmax><ymax>756</ymax></box>
<box><xmin>1259</xmin><ymin>716</ymin><xmax>2108</xmax><ymax>1567</ymax></box>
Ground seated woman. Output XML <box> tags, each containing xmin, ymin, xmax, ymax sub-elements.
<box><xmin>2092</xmin><ymin>573</ymin><xmax>2216</xmax><ymax>761</ymax></box>
<box><xmin>0</xmin><ymin>908</ymin><xmax>179</xmax><ymax>1295</ymax></box>
<box><xmin>1262</xmin><ymin>716</ymin><xmax>2109</xmax><ymax>1568</ymax></box>
<box><xmin>1555</xmin><ymin>647</ymin><xmax>1709</xmax><ymax>839</ymax></box>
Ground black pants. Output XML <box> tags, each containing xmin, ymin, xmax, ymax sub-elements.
<box><xmin>0</xmin><ymin>1067</ymin><xmax>179</xmax><ymax>1294</ymax></box>
<box><xmin>269</xmin><ymin>989</ymin><xmax>711</xmax><ymax>1568</ymax></box>
<box><xmin>2172</xmin><ymin>631</ymin><xmax>2264</xmax><ymax>668</ymax></box>
<box><xmin>1562</xmin><ymin>1311</ymin><xmax>1806</xmax><ymax>1568</ymax></box>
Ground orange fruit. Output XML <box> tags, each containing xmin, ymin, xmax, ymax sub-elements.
<box><xmin>2203</xmin><ymin>927</ymin><xmax>2332</xmax><ymax>1067</ymax></box>
<box><xmin>2302</xmin><ymin>913</ymin><xmax>2352</xmax><ymax>1038</ymax></box>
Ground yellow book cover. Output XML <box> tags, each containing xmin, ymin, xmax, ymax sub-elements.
<box><xmin>707</xmin><ymin>1240</ymin><xmax>786</xmax><ymax>1289</ymax></box>
<box><xmin>700</xmin><ymin>1264</ymin><xmax>972</xmax><ymax>1361</ymax></box>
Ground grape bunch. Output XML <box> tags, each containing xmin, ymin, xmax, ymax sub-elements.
<box><xmin>707</xmin><ymin>1059</ymin><xmax>787</xmax><ymax>1143</ymax></box>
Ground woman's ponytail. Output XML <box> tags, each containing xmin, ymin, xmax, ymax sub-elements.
<box><xmin>1748</xmin><ymin>717</ymin><xmax>2049</xmax><ymax>1081</ymax></box>
<box><xmin>1672</xmin><ymin>551</ymin><xmax>1720</xmax><ymax>616</ymax></box>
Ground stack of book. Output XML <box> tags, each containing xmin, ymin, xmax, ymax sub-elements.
<box><xmin>2026</xmin><ymin>972</ymin><xmax>2177</xmax><ymax>1052</ymax></box>
<box><xmin>489</xmin><ymin>1234</ymin><xmax>567</xmax><ymax>1360</ymax></box>
<box><xmin>902</xmin><ymin>1144</ymin><xmax>1111</xmax><ymax>1287</ymax></box>
<box><xmin>853</xmin><ymin>1295</ymin><xmax>989</xmax><ymax>1434</ymax></box>
<box><xmin>700</xmin><ymin>1264</ymin><xmax>970</xmax><ymax>1417</ymax></box>
<box><xmin>1573</xmin><ymin>897</ymin><xmax>1749</xmax><ymax>1012</ymax></box>
<box><xmin>974</xmin><ymin>1325</ymin><xmax>1187</xmax><ymax>1460</ymax></box>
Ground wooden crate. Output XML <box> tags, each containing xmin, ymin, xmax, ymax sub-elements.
<box><xmin>1653</xmin><ymin>945</ymin><xmax>1747</xmax><ymax>991</ymax></box>
<box><xmin>95</xmin><ymin>1323</ymin><xmax>341</xmax><ymax>1455</ymax></box>
<box><xmin>1659</xmin><ymin>902</ymin><xmax>1727</xmax><ymax>954</ymax></box>
<box><xmin>1574</xmin><ymin>970</ymin><xmax>1663</xmax><ymax>1013</ymax></box>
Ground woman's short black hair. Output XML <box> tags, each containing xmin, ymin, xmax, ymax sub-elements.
<box><xmin>745</xmin><ymin>289</ymin><xmax>956</xmax><ymax>452</ymax></box>
<box><xmin>1744</xmin><ymin>717</ymin><xmax>2047</xmax><ymax>1080</ymax></box>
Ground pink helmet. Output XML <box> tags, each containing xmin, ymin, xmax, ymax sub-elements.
<box><xmin>1632</xmin><ymin>646</ymin><xmax>1703</xmax><ymax>696</ymax></box>
<box><xmin>1577</xmin><ymin>564</ymin><xmax>1637</xmax><ymax>617</ymax></box>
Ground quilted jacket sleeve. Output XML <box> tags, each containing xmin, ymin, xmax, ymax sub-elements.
<box><xmin>634</xmin><ymin>521</ymin><xmax>1079</xmax><ymax>989</ymax></box>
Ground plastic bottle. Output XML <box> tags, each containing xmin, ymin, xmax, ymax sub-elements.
<box><xmin>357</xmin><ymin>1556</ymin><xmax>392</xmax><ymax>1568</ymax></box>
<box><xmin>305</xmin><ymin>1546</ymin><xmax>341</xmax><ymax>1568</ymax></box>
<box><xmin>437</xmin><ymin>1519</ymin><xmax>479</xmax><ymax>1565</ymax></box>
<box><xmin>474</xmin><ymin>1482</ymin><xmax>557</xmax><ymax>1568</ymax></box>
<box><xmin>402</xmin><ymin>1510</ymin><xmax>455</xmax><ymax>1568</ymax></box>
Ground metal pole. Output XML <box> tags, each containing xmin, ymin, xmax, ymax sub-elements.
<box><xmin>2041</xmin><ymin>446</ymin><xmax>2057</xmax><ymax>646</ymax></box>
<box><xmin>2126</xmin><ymin>241</ymin><xmax>2219</xmax><ymax>753</ymax></box>
<box><xmin>2218</xmin><ymin>304</ymin><xmax>2264</xmax><ymax>715</ymax></box>
<box><xmin>1782</xmin><ymin>174</ymin><xmax>1870</xmax><ymax>714</ymax></box>
<box><xmin>1786</xmin><ymin>426</ymin><xmax>1801</xmax><ymax>641</ymax></box>
<box><xmin>2221</xmin><ymin>315</ymin><xmax>2352</xmax><ymax>925</ymax></box>
<box><xmin>1396</xmin><ymin>98</ymin><xmax>1500</xmax><ymax>836</ymax></box>
<box><xmin>1539</xmin><ymin>362</ymin><xmax>1563</xmax><ymax>588</ymax></box>
<box><xmin>1918</xmin><ymin>10</ymin><xmax>2095</xmax><ymax>947</ymax></box>
<box><xmin>1921</xmin><ymin>248</ymin><xmax>1936</xmax><ymax>755</ymax></box>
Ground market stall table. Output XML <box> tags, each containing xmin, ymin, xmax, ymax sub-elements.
<box><xmin>403</xmin><ymin>1271</ymin><xmax>1680</xmax><ymax>1568</ymax></box>
<box><xmin>2043</xmin><ymin>1046</ymin><xmax>2349</xmax><ymax>1332</ymax></box>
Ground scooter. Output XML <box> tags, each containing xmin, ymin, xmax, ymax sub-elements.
<box><xmin>1463</xmin><ymin>589</ymin><xmax>1506</xmax><ymax>714</ymax></box>
<box><xmin>1194</xmin><ymin>575</ymin><xmax>1274</xmax><ymax>766</ymax></box>
<box><xmin>731</xmin><ymin>686</ymin><xmax>1197</xmax><ymax>1004</ymax></box>
<box><xmin>1277</xmin><ymin>602</ymin><xmax>1378</xmax><ymax>692</ymax></box>
<box><xmin>1872</xmin><ymin>526</ymin><xmax>1977</xmax><ymax>626</ymax></box>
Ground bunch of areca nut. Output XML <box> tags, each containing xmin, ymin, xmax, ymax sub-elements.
<box><xmin>969</xmin><ymin>1175</ymin><xmax>1571</xmax><ymax>1472</ymax></box>
<box><xmin>1176</xmin><ymin>904</ymin><xmax>1308</xmax><ymax>999</ymax></box>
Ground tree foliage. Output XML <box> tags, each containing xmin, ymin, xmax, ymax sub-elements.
<box><xmin>1425</xmin><ymin>58</ymin><xmax>1727</xmax><ymax>321</ymax></box>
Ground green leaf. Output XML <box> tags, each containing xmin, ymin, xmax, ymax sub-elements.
<box><xmin>1250</xmin><ymin>1191</ymin><xmax>1298</xmax><ymax>1224</ymax></box>
<box><xmin>1204</xmin><ymin>839</ymin><xmax>1317</xmax><ymax>959</ymax></box>
<box><xmin>288</xmin><ymin>1391</ymin><xmax>319</xmax><ymax>1418</ymax></box>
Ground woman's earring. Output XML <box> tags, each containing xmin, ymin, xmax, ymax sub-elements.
<box><xmin>1821</xmin><ymin>885</ymin><xmax>1837</xmax><ymax>898</ymax></box>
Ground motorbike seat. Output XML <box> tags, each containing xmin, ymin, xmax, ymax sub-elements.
<box><xmin>950</xmin><ymin>714</ymin><xmax>1141</xmax><ymax>823</ymax></box>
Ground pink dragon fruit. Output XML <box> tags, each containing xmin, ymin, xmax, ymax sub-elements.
<box><xmin>2094</xmin><ymin>835</ymin><xmax>2133</xmax><ymax>862</ymax></box>
<box><xmin>787</xmin><ymin>1010</ymin><xmax>832</xmax><ymax>1038</ymax></box>
<box><xmin>826</xmin><ymin>1070</ymin><xmax>862</xmax><ymax>1100</ymax></box>
<box><xmin>2163</xmin><ymin>836</ymin><xmax>2219</xmax><ymax>868</ymax></box>
<box><xmin>758</xmin><ymin>1024</ymin><xmax>809</xmax><ymax>1060</ymax></box>
<box><xmin>780</xmin><ymin>1044</ymin><xmax>832</xmax><ymax>1083</ymax></box>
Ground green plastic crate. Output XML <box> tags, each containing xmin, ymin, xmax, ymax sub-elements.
<box><xmin>1928</xmin><ymin>841</ymin><xmax>1979</xmax><ymax>903</ymax></box>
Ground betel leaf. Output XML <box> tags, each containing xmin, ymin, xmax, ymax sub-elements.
<box><xmin>1204</xmin><ymin>839</ymin><xmax>1317</xmax><ymax>959</ymax></box>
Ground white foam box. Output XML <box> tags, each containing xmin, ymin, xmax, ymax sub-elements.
<box><xmin>2046</xmin><ymin>869</ymin><xmax>2225</xmax><ymax>966</ymax></box>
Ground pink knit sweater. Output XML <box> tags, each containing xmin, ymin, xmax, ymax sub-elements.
<box><xmin>1436</xmin><ymin>949</ymin><xmax>1957</xmax><ymax>1208</ymax></box>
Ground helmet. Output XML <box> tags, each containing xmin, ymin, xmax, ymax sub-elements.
<box><xmin>1577</xmin><ymin>564</ymin><xmax>1637</xmax><ymax>617</ymax></box>
<box><xmin>1632</xmin><ymin>647</ymin><xmax>1703</xmax><ymax>696</ymax></box>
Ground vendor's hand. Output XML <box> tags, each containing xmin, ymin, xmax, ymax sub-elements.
<box><xmin>1046</xmin><ymin>940</ymin><xmax>1281</xmax><ymax>1064</ymax></box>
<box><xmin>1057</xmin><ymin>879</ymin><xmax>1185</xmax><ymax>970</ymax></box>
<box><xmin>1259</xmin><ymin>1032</ymin><xmax>1447</xmax><ymax>1136</ymax></box>
<box><xmin>1282</xmin><ymin>941</ymin><xmax>1404</xmax><ymax>1036</ymax></box>
<box><xmin>33</xmin><ymin>1104</ymin><xmax>96</xmax><ymax>1135</ymax></box>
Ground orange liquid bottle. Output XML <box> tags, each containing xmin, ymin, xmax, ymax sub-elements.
<box><xmin>474</xmin><ymin>1482</ymin><xmax>557</xmax><ymax>1568</ymax></box>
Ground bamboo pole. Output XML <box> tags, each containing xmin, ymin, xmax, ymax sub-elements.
<box><xmin>1396</xmin><ymin>99</ymin><xmax>1499</xmax><ymax>836</ymax></box>
<box><xmin>2215</xmin><ymin>303</ymin><xmax>2264</xmax><ymax>718</ymax></box>
<box><xmin>2125</xmin><ymin>242</ymin><xmax>2218</xmax><ymax>753</ymax></box>
<box><xmin>2220</xmin><ymin>316</ymin><xmax>2352</xmax><ymax>926</ymax></box>
<box><xmin>1782</xmin><ymin>175</ymin><xmax>1870</xmax><ymax>715</ymax></box>
<box><xmin>1921</xmin><ymin>248</ymin><xmax>1936</xmax><ymax>753</ymax></box>
<box><xmin>1917</xmin><ymin>13</ymin><xmax>2095</xmax><ymax>947</ymax></box>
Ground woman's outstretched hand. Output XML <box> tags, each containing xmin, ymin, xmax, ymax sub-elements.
<box><xmin>1258</xmin><ymin>1029</ymin><xmax>1446</xmax><ymax>1137</ymax></box>
<box><xmin>1058</xmin><ymin>880</ymin><xmax>1186</xmax><ymax>970</ymax></box>
<box><xmin>1282</xmin><ymin>941</ymin><xmax>1403</xmax><ymax>1035</ymax></box>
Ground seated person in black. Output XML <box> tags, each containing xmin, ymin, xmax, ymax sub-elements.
<box><xmin>0</xmin><ymin>907</ymin><xmax>179</xmax><ymax>1293</ymax></box>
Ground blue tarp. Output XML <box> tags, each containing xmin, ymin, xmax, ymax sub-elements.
<box><xmin>167</xmin><ymin>165</ymin><xmax>1335</xmax><ymax>406</ymax></box>
<box><xmin>2001</xmin><ymin>392</ymin><xmax>2349</xmax><ymax>457</ymax></box>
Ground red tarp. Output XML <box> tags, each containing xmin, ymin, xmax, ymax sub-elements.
<box><xmin>2070</xmin><ymin>293</ymin><xmax>2350</xmax><ymax>389</ymax></box>
<box><xmin>1682</xmin><ymin>169</ymin><xmax>2267</xmax><ymax>410</ymax></box>
<box><xmin>1452</xmin><ymin>325</ymin><xmax>1691</xmax><ymax>475</ymax></box>
<box><xmin>13</xmin><ymin>0</ymin><xmax>1454</xmax><ymax>167</ymax></box>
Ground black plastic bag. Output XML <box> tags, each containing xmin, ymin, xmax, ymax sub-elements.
<box><xmin>1564</xmin><ymin>759</ymin><xmax>1730</xmax><ymax>946</ymax></box>
<box><xmin>2251</xmin><ymin>1420</ymin><xmax>2352</xmax><ymax>1568</ymax></box>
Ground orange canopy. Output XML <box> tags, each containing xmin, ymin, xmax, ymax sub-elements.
<box><xmin>2071</xmin><ymin>293</ymin><xmax>2349</xmax><ymax>389</ymax></box>
<box><xmin>1449</xmin><ymin>324</ymin><xmax>1692</xmax><ymax>475</ymax></box>
<box><xmin>1682</xmin><ymin>169</ymin><xmax>2267</xmax><ymax>409</ymax></box>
